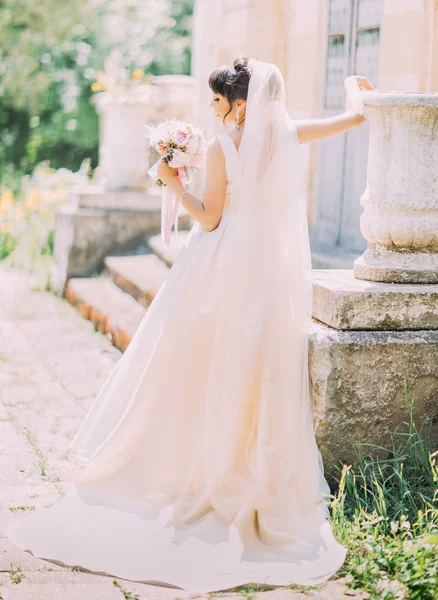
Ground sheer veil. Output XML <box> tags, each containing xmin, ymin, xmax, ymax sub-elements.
<box><xmin>202</xmin><ymin>57</ymin><xmax>333</xmax><ymax>521</ymax></box>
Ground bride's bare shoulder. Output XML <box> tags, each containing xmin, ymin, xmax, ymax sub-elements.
<box><xmin>207</xmin><ymin>136</ymin><xmax>226</xmax><ymax>163</ymax></box>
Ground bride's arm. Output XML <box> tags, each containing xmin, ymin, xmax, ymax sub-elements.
<box><xmin>294</xmin><ymin>74</ymin><xmax>374</xmax><ymax>145</ymax></box>
<box><xmin>157</xmin><ymin>137</ymin><xmax>226</xmax><ymax>232</ymax></box>
<box><xmin>294</xmin><ymin>111</ymin><xmax>366</xmax><ymax>145</ymax></box>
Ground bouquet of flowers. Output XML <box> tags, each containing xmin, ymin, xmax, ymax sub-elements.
<box><xmin>146</xmin><ymin>119</ymin><xmax>207</xmax><ymax>247</ymax></box>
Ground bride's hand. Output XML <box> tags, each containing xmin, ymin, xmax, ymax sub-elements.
<box><xmin>157</xmin><ymin>158</ymin><xmax>178</xmax><ymax>185</ymax></box>
<box><xmin>344</xmin><ymin>75</ymin><xmax>375</xmax><ymax>118</ymax></box>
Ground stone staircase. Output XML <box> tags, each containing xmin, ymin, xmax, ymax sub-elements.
<box><xmin>64</xmin><ymin>228</ymin><xmax>364</xmax><ymax>353</ymax></box>
<box><xmin>65</xmin><ymin>230</ymin><xmax>191</xmax><ymax>352</ymax></box>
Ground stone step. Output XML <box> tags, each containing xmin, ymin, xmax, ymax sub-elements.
<box><xmin>104</xmin><ymin>254</ymin><xmax>170</xmax><ymax>307</ymax></box>
<box><xmin>147</xmin><ymin>231</ymin><xmax>359</xmax><ymax>271</ymax></box>
<box><xmin>65</xmin><ymin>277</ymin><xmax>146</xmax><ymax>352</ymax></box>
<box><xmin>312</xmin><ymin>268</ymin><xmax>438</xmax><ymax>330</ymax></box>
<box><xmin>148</xmin><ymin>230</ymin><xmax>191</xmax><ymax>267</ymax></box>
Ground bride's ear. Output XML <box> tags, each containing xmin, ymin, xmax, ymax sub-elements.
<box><xmin>236</xmin><ymin>100</ymin><xmax>247</xmax><ymax>116</ymax></box>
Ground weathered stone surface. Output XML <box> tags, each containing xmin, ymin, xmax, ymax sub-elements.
<box><xmin>354</xmin><ymin>91</ymin><xmax>438</xmax><ymax>284</ymax></box>
<box><xmin>0</xmin><ymin>571</ymin><xmax>125</xmax><ymax>600</ymax></box>
<box><xmin>71</xmin><ymin>184</ymin><xmax>163</xmax><ymax>211</ymax></box>
<box><xmin>148</xmin><ymin>230</ymin><xmax>192</xmax><ymax>267</ymax></box>
<box><xmin>312</xmin><ymin>269</ymin><xmax>438</xmax><ymax>330</ymax></box>
<box><xmin>65</xmin><ymin>277</ymin><xmax>146</xmax><ymax>352</ymax></box>
<box><xmin>354</xmin><ymin>247</ymin><xmax>438</xmax><ymax>284</ymax></box>
<box><xmin>105</xmin><ymin>253</ymin><xmax>169</xmax><ymax>307</ymax></box>
<box><xmin>309</xmin><ymin>320</ymin><xmax>438</xmax><ymax>482</ymax></box>
<box><xmin>52</xmin><ymin>204</ymin><xmax>161</xmax><ymax>293</ymax></box>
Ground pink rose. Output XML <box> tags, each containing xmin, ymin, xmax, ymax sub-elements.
<box><xmin>175</xmin><ymin>131</ymin><xmax>188</xmax><ymax>145</ymax></box>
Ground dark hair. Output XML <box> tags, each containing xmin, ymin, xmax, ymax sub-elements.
<box><xmin>208</xmin><ymin>56</ymin><xmax>252</xmax><ymax>125</ymax></box>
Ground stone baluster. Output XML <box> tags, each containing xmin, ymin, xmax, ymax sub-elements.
<box><xmin>354</xmin><ymin>91</ymin><xmax>438</xmax><ymax>283</ymax></box>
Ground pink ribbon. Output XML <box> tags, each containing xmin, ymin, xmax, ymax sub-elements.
<box><xmin>161</xmin><ymin>167</ymin><xmax>190</xmax><ymax>247</ymax></box>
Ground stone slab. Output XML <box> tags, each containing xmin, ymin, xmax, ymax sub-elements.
<box><xmin>105</xmin><ymin>253</ymin><xmax>169</xmax><ymax>307</ymax></box>
<box><xmin>52</xmin><ymin>203</ymin><xmax>190</xmax><ymax>294</ymax></box>
<box><xmin>354</xmin><ymin>248</ymin><xmax>438</xmax><ymax>284</ymax></box>
<box><xmin>309</xmin><ymin>320</ymin><xmax>438</xmax><ymax>482</ymax></box>
<box><xmin>65</xmin><ymin>277</ymin><xmax>146</xmax><ymax>352</ymax></box>
<box><xmin>312</xmin><ymin>269</ymin><xmax>438</xmax><ymax>330</ymax></box>
<box><xmin>148</xmin><ymin>230</ymin><xmax>192</xmax><ymax>267</ymax></box>
<box><xmin>71</xmin><ymin>183</ymin><xmax>162</xmax><ymax>211</ymax></box>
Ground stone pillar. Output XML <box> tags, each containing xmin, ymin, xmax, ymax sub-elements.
<box><xmin>151</xmin><ymin>75</ymin><xmax>195</xmax><ymax>123</ymax></box>
<box><xmin>93</xmin><ymin>75</ymin><xmax>194</xmax><ymax>192</ymax></box>
<box><xmin>94</xmin><ymin>93</ymin><xmax>158</xmax><ymax>190</ymax></box>
<box><xmin>353</xmin><ymin>91</ymin><xmax>438</xmax><ymax>283</ymax></box>
<box><xmin>52</xmin><ymin>75</ymin><xmax>194</xmax><ymax>294</ymax></box>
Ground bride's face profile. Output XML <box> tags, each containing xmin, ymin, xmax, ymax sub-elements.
<box><xmin>208</xmin><ymin>59</ymin><xmax>251</xmax><ymax>127</ymax></box>
<box><xmin>209</xmin><ymin>93</ymin><xmax>246</xmax><ymax>126</ymax></box>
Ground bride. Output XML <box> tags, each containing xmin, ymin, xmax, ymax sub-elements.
<box><xmin>7</xmin><ymin>57</ymin><xmax>374</xmax><ymax>594</ymax></box>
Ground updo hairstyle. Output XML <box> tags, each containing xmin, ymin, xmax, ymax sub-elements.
<box><xmin>208</xmin><ymin>56</ymin><xmax>252</xmax><ymax>125</ymax></box>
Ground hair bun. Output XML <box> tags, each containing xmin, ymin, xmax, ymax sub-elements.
<box><xmin>233</xmin><ymin>57</ymin><xmax>250</xmax><ymax>73</ymax></box>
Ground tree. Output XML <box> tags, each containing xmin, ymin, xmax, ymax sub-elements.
<box><xmin>0</xmin><ymin>0</ymin><xmax>194</xmax><ymax>180</ymax></box>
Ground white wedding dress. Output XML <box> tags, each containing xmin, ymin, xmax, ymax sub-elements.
<box><xmin>8</xmin><ymin>63</ymin><xmax>346</xmax><ymax>592</ymax></box>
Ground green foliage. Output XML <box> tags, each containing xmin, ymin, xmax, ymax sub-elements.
<box><xmin>0</xmin><ymin>0</ymin><xmax>102</xmax><ymax>175</ymax></box>
<box><xmin>0</xmin><ymin>160</ymin><xmax>91</xmax><ymax>290</ymax></box>
<box><xmin>147</xmin><ymin>0</ymin><xmax>193</xmax><ymax>76</ymax></box>
<box><xmin>0</xmin><ymin>0</ymin><xmax>194</xmax><ymax>178</ymax></box>
<box><xmin>9</xmin><ymin>563</ymin><xmax>25</xmax><ymax>584</ymax></box>
<box><xmin>112</xmin><ymin>580</ymin><xmax>140</xmax><ymax>600</ymax></box>
<box><xmin>330</xmin><ymin>381</ymin><xmax>438</xmax><ymax>599</ymax></box>
<box><xmin>0</xmin><ymin>230</ymin><xmax>16</xmax><ymax>259</ymax></box>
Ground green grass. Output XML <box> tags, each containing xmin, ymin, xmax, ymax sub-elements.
<box><xmin>23</xmin><ymin>426</ymin><xmax>49</xmax><ymax>477</ymax></box>
<box><xmin>0</xmin><ymin>232</ymin><xmax>16</xmax><ymax>261</ymax></box>
<box><xmin>329</xmin><ymin>381</ymin><xmax>438</xmax><ymax>600</ymax></box>
<box><xmin>8</xmin><ymin>505</ymin><xmax>36</xmax><ymax>512</ymax></box>
<box><xmin>112</xmin><ymin>580</ymin><xmax>141</xmax><ymax>600</ymax></box>
<box><xmin>9</xmin><ymin>564</ymin><xmax>25</xmax><ymax>584</ymax></box>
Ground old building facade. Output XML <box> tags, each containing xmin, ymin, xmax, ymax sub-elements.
<box><xmin>191</xmin><ymin>0</ymin><xmax>438</xmax><ymax>264</ymax></box>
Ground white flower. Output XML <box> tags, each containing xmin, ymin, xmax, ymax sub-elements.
<box><xmin>168</xmin><ymin>149</ymin><xmax>191</xmax><ymax>168</ymax></box>
<box><xmin>187</xmin><ymin>135</ymin><xmax>200</xmax><ymax>155</ymax></box>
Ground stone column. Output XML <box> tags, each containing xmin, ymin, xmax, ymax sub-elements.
<box><xmin>52</xmin><ymin>75</ymin><xmax>194</xmax><ymax>293</ymax></box>
<box><xmin>93</xmin><ymin>90</ymin><xmax>159</xmax><ymax>190</ymax></box>
<box><xmin>354</xmin><ymin>91</ymin><xmax>438</xmax><ymax>283</ymax></box>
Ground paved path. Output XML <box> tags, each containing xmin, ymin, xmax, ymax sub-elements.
<box><xmin>0</xmin><ymin>266</ymin><xmax>364</xmax><ymax>600</ymax></box>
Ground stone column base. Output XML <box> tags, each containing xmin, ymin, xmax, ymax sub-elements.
<box><xmin>309</xmin><ymin>322</ymin><xmax>438</xmax><ymax>483</ymax></box>
<box><xmin>312</xmin><ymin>269</ymin><xmax>438</xmax><ymax>330</ymax></box>
<box><xmin>309</xmin><ymin>268</ymin><xmax>438</xmax><ymax>478</ymax></box>
<box><xmin>354</xmin><ymin>247</ymin><xmax>438</xmax><ymax>284</ymax></box>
